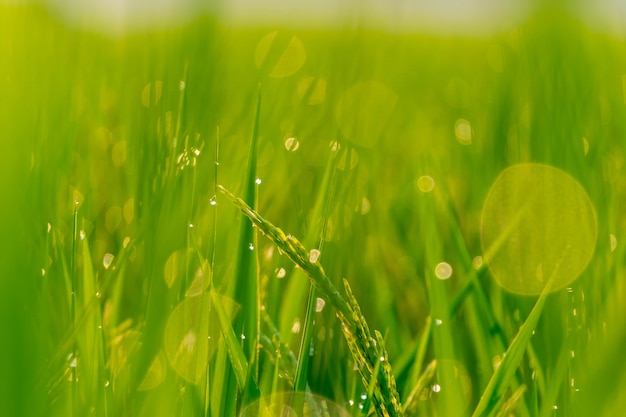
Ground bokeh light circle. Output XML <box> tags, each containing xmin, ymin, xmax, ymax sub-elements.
<box><xmin>481</xmin><ymin>163</ymin><xmax>597</xmax><ymax>295</ymax></box>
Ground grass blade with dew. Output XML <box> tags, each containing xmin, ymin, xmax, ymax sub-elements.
<box><xmin>494</xmin><ymin>385</ymin><xmax>527</xmax><ymax>417</ymax></box>
<box><xmin>77</xmin><ymin>224</ymin><xmax>105</xmax><ymax>413</ymax></box>
<box><xmin>70</xmin><ymin>202</ymin><xmax>79</xmax><ymax>417</ymax></box>
<box><xmin>218</xmin><ymin>185</ymin><xmax>403</xmax><ymax>417</ymax></box>
<box><xmin>128</xmin><ymin>66</ymin><xmax>191</xmax><ymax>395</ymax></box>
<box><xmin>402</xmin><ymin>359</ymin><xmax>437</xmax><ymax>416</ymax></box>
<box><xmin>439</xmin><ymin>187</ymin><xmax>531</xmax><ymax>417</ymax></box>
<box><xmin>189</xmin><ymin>223</ymin><xmax>261</xmax><ymax>405</ymax></box>
<box><xmin>418</xmin><ymin>180</ymin><xmax>469</xmax><ymax>417</ymax></box>
<box><xmin>204</xmin><ymin>125</ymin><xmax>221</xmax><ymax>417</ymax></box>
<box><xmin>230</xmin><ymin>86</ymin><xmax>262</xmax><ymax>406</ymax></box>
<box><xmin>293</xmin><ymin>147</ymin><xmax>337</xmax><ymax>392</ymax></box>
<box><xmin>471</xmin><ymin>260</ymin><xmax>563</xmax><ymax>417</ymax></box>
<box><xmin>536</xmin><ymin>327</ymin><xmax>574</xmax><ymax>417</ymax></box>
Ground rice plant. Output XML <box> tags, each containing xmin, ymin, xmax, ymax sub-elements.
<box><xmin>2</xmin><ymin>2</ymin><xmax>626</xmax><ymax>417</ymax></box>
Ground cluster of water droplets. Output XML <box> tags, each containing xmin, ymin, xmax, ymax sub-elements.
<box><xmin>176</xmin><ymin>134</ymin><xmax>204</xmax><ymax>171</ymax></box>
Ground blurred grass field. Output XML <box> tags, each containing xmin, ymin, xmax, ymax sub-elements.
<box><xmin>2</xmin><ymin>3</ymin><xmax>626</xmax><ymax>416</ymax></box>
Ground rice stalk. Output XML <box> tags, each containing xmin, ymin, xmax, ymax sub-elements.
<box><xmin>218</xmin><ymin>185</ymin><xmax>403</xmax><ymax>417</ymax></box>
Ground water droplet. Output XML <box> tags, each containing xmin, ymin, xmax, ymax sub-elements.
<box><xmin>309</xmin><ymin>249</ymin><xmax>321</xmax><ymax>263</ymax></box>
<box><xmin>241</xmin><ymin>334</ymin><xmax>246</xmax><ymax>340</ymax></box>
<box><xmin>291</xmin><ymin>319</ymin><xmax>301</xmax><ymax>334</ymax></box>
<box><xmin>417</xmin><ymin>175</ymin><xmax>435</xmax><ymax>193</ymax></box>
<box><xmin>276</xmin><ymin>267</ymin><xmax>286</xmax><ymax>278</ymax></box>
<box><xmin>103</xmin><ymin>253</ymin><xmax>114</xmax><ymax>269</ymax></box>
<box><xmin>570</xmin><ymin>350</ymin><xmax>575</xmax><ymax>358</ymax></box>
<box><xmin>553</xmin><ymin>405</ymin><xmax>558</xmax><ymax>410</ymax></box>
<box><xmin>284</xmin><ymin>137</ymin><xmax>300</xmax><ymax>151</ymax></box>
<box><xmin>435</xmin><ymin>318</ymin><xmax>443</xmax><ymax>325</ymax></box>
<box><xmin>255</xmin><ymin>178</ymin><xmax>262</xmax><ymax>185</ymax></box>
<box><xmin>189</xmin><ymin>223</ymin><xmax>194</xmax><ymax>228</ymax></box>
<box><xmin>315</xmin><ymin>297</ymin><xmax>326</xmax><ymax>312</ymax></box>
<box><xmin>95</xmin><ymin>291</ymin><xmax>101</xmax><ymax>298</ymax></box>
<box><xmin>248</xmin><ymin>243</ymin><xmax>255</xmax><ymax>251</ymax></box>
<box><xmin>179</xmin><ymin>80</ymin><xmax>186</xmax><ymax>90</ymax></box>
<box><xmin>47</xmin><ymin>223</ymin><xmax>52</xmax><ymax>233</ymax></box>
<box><xmin>329</xmin><ymin>140</ymin><xmax>341</xmax><ymax>152</ymax></box>
<box><xmin>209</xmin><ymin>196</ymin><xmax>217</xmax><ymax>206</ymax></box>
<box><xmin>349</xmin><ymin>400</ymin><xmax>354</xmax><ymax>406</ymax></box>
<box><xmin>360</xmin><ymin>393</ymin><xmax>367</xmax><ymax>400</ymax></box>
<box><xmin>123</xmin><ymin>237</ymin><xmax>130</xmax><ymax>248</ymax></box>
<box><xmin>79</xmin><ymin>230</ymin><xmax>86</xmax><ymax>240</ymax></box>
<box><xmin>41</xmin><ymin>268</ymin><xmax>46</xmax><ymax>276</ymax></box>
<box><xmin>432</xmin><ymin>384</ymin><xmax>442</xmax><ymax>393</ymax></box>
<box><xmin>472</xmin><ymin>256</ymin><xmax>483</xmax><ymax>270</ymax></box>
<box><xmin>104</xmin><ymin>380</ymin><xmax>110</xmax><ymax>387</ymax></box>
<box><xmin>379</xmin><ymin>356</ymin><xmax>385</xmax><ymax>362</ymax></box>
<box><xmin>435</xmin><ymin>262</ymin><xmax>453</xmax><ymax>280</ymax></box>
<box><xmin>455</xmin><ymin>118</ymin><xmax>472</xmax><ymax>145</ymax></box>
<box><xmin>610</xmin><ymin>234</ymin><xmax>617</xmax><ymax>252</ymax></box>
<box><xmin>193</xmin><ymin>148</ymin><xmax>200</xmax><ymax>156</ymax></box>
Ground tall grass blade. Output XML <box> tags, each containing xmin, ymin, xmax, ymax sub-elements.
<box><xmin>293</xmin><ymin>151</ymin><xmax>336</xmax><ymax>392</ymax></box>
<box><xmin>230</xmin><ymin>86</ymin><xmax>262</xmax><ymax>406</ymax></box>
<box><xmin>471</xmin><ymin>270</ymin><xmax>560</xmax><ymax>417</ymax></box>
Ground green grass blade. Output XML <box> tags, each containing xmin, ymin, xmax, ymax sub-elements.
<box><xmin>210</xmin><ymin>289</ymin><xmax>251</xmax><ymax>391</ymax></box>
<box><xmin>230</xmin><ymin>87</ymin><xmax>261</xmax><ymax>405</ymax></box>
<box><xmin>189</xmin><ymin>224</ymin><xmax>261</xmax><ymax>411</ymax></box>
<box><xmin>472</xmin><ymin>272</ymin><xmax>559</xmax><ymax>417</ymax></box>
<box><xmin>293</xmin><ymin>152</ymin><xmax>336</xmax><ymax>392</ymax></box>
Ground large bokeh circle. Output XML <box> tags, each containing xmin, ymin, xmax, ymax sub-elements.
<box><xmin>481</xmin><ymin>163</ymin><xmax>597</xmax><ymax>295</ymax></box>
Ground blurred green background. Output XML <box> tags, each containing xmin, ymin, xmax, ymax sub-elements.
<box><xmin>2</xmin><ymin>1</ymin><xmax>626</xmax><ymax>416</ymax></box>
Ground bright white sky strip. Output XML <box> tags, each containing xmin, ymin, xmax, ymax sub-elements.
<box><xmin>7</xmin><ymin>0</ymin><xmax>626</xmax><ymax>35</ymax></box>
